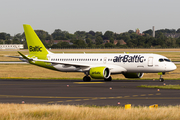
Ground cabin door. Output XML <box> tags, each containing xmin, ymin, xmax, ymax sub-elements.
<box><xmin>103</xmin><ymin>57</ymin><xmax>107</xmax><ymax>64</ymax></box>
<box><xmin>148</xmin><ymin>57</ymin><xmax>153</xmax><ymax>67</ymax></box>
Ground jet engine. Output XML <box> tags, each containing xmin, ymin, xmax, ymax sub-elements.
<box><xmin>89</xmin><ymin>67</ymin><xmax>110</xmax><ymax>79</ymax></box>
<box><xmin>123</xmin><ymin>72</ymin><xmax>144</xmax><ymax>78</ymax></box>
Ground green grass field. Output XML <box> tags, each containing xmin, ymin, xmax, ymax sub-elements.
<box><xmin>138</xmin><ymin>84</ymin><xmax>180</xmax><ymax>89</ymax></box>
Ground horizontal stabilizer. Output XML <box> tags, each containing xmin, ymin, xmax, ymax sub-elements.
<box><xmin>18</xmin><ymin>51</ymin><xmax>33</xmax><ymax>61</ymax></box>
<box><xmin>4</xmin><ymin>55</ymin><xmax>22</xmax><ymax>58</ymax></box>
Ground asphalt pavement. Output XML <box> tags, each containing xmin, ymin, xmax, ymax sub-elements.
<box><xmin>0</xmin><ymin>79</ymin><xmax>180</xmax><ymax>106</ymax></box>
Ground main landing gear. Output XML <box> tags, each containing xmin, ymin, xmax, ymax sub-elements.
<box><xmin>83</xmin><ymin>72</ymin><xmax>112</xmax><ymax>82</ymax></box>
<box><xmin>83</xmin><ymin>76</ymin><xmax>91</xmax><ymax>82</ymax></box>
<box><xmin>104</xmin><ymin>76</ymin><xmax>112</xmax><ymax>81</ymax></box>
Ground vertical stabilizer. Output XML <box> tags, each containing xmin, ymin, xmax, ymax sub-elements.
<box><xmin>23</xmin><ymin>24</ymin><xmax>49</xmax><ymax>55</ymax></box>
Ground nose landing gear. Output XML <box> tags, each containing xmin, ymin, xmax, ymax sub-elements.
<box><xmin>159</xmin><ymin>75</ymin><xmax>164</xmax><ymax>82</ymax></box>
<box><xmin>159</xmin><ymin>72</ymin><xmax>165</xmax><ymax>82</ymax></box>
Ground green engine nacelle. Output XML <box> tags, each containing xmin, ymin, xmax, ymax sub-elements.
<box><xmin>89</xmin><ymin>67</ymin><xmax>110</xmax><ymax>79</ymax></box>
<box><xmin>123</xmin><ymin>72</ymin><xmax>144</xmax><ymax>78</ymax></box>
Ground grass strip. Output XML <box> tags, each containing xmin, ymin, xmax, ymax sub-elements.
<box><xmin>138</xmin><ymin>84</ymin><xmax>180</xmax><ymax>90</ymax></box>
<box><xmin>0</xmin><ymin>104</ymin><xmax>180</xmax><ymax>120</ymax></box>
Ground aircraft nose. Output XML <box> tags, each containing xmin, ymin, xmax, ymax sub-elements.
<box><xmin>172</xmin><ymin>63</ymin><xmax>177</xmax><ymax>70</ymax></box>
<box><xmin>166</xmin><ymin>63</ymin><xmax>177</xmax><ymax>71</ymax></box>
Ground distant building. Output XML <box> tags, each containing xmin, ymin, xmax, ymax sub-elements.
<box><xmin>114</xmin><ymin>40</ymin><xmax>118</xmax><ymax>45</ymax></box>
<box><xmin>136</xmin><ymin>28</ymin><xmax>144</xmax><ymax>36</ymax></box>
<box><xmin>103</xmin><ymin>40</ymin><xmax>110</xmax><ymax>44</ymax></box>
<box><xmin>165</xmin><ymin>33</ymin><xmax>180</xmax><ymax>38</ymax></box>
<box><xmin>103</xmin><ymin>39</ymin><xmax>126</xmax><ymax>45</ymax></box>
<box><xmin>119</xmin><ymin>40</ymin><xmax>126</xmax><ymax>45</ymax></box>
<box><xmin>0</xmin><ymin>44</ymin><xmax>24</xmax><ymax>49</ymax></box>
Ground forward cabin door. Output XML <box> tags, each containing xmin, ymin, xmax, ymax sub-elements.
<box><xmin>148</xmin><ymin>57</ymin><xmax>153</xmax><ymax>67</ymax></box>
<box><xmin>103</xmin><ymin>57</ymin><xmax>107</xmax><ymax>64</ymax></box>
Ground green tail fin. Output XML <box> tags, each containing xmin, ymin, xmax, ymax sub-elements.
<box><xmin>23</xmin><ymin>24</ymin><xmax>49</xmax><ymax>55</ymax></box>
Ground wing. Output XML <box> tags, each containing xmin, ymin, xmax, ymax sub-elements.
<box><xmin>33</xmin><ymin>58</ymin><xmax>127</xmax><ymax>73</ymax></box>
<box><xmin>33</xmin><ymin>58</ymin><xmax>90</xmax><ymax>67</ymax></box>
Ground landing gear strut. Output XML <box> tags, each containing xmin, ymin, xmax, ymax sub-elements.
<box><xmin>104</xmin><ymin>76</ymin><xmax>112</xmax><ymax>81</ymax></box>
<box><xmin>83</xmin><ymin>76</ymin><xmax>91</xmax><ymax>82</ymax></box>
<box><xmin>159</xmin><ymin>72</ymin><xmax>165</xmax><ymax>82</ymax></box>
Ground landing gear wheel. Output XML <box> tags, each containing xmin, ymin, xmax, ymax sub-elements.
<box><xmin>104</xmin><ymin>76</ymin><xmax>112</xmax><ymax>81</ymax></box>
<box><xmin>83</xmin><ymin>76</ymin><xmax>91</xmax><ymax>82</ymax></box>
<box><xmin>159</xmin><ymin>74</ymin><xmax>164</xmax><ymax>82</ymax></box>
<box><xmin>159</xmin><ymin>78</ymin><xmax>164</xmax><ymax>82</ymax></box>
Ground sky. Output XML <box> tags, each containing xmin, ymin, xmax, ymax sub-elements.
<box><xmin>0</xmin><ymin>0</ymin><xmax>180</xmax><ymax>35</ymax></box>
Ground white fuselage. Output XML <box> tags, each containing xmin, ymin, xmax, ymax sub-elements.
<box><xmin>47</xmin><ymin>53</ymin><xmax>176</xmax><ymax>74</ymax></box>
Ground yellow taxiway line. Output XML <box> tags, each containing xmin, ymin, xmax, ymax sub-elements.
<box><xmin>74</xmin><ymin>82</ymin><xmax>104</xmax><ymax>84</ymax></box>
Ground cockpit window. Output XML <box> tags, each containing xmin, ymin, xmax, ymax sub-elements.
<box><xmin>159</xmin><ymin>59</ymin><xmax>164</xmax><ymax>62</ymax></box>
<box><xmin>164</xmin><ymin>59</ymin><xmax>171</xmax><ymax>62</ymax></box>
<box><xmin>159</xmin><ymin>58</ymin><xmax>171</xmax><ymax>62</ymax></box>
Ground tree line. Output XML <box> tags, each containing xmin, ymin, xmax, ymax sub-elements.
<box><xmin>1</xmin><ymin>28</ymin><xmax>180</xmax><ymax>49</ymax></box>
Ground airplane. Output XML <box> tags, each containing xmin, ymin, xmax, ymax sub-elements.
<box><xmin>14</xmin><ymin>24</ymin><xmax>177</xmax><ymax>82</ymax></box>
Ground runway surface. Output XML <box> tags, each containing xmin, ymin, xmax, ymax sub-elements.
<box><xmin>0</xmin><ymin>79</ymin><xmax>180</xmax><ymax>106</ymax></box>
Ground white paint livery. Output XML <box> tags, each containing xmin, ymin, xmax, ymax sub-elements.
<box><xmin>43</xmin><ymin>53</ymin><xmax>176</xmax><ymax>73</ymax></box>
<box><xmin>19</xmin><ymin>24</ymin><xmax>177</xmax><ymax>82</ymax></box>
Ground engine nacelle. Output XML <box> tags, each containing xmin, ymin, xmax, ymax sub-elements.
<box><xmin>89</xmin><ymin>67</ymin><xmax>110</xmax><ymax>79</ymax></box>
<box><xmin>123</xmin><ymin>72</ymin><xmax>144</xmax><ymax>78</ymax></box>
